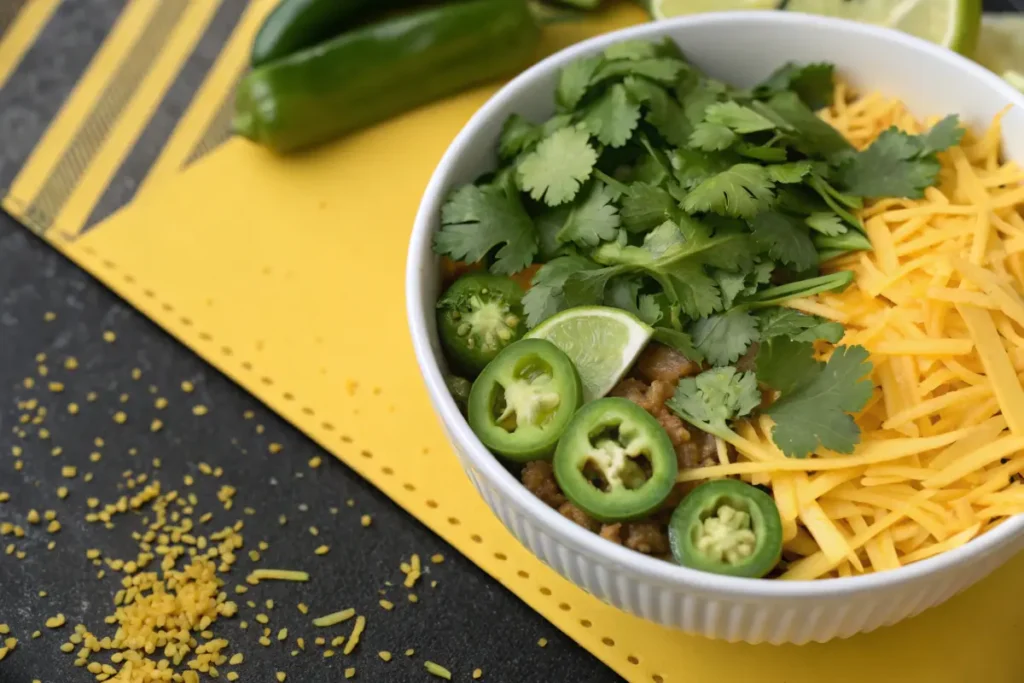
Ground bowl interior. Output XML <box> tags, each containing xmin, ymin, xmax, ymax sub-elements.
<box><xmin>408</xmin><ymin>12</ymin><xmax>1024</xmax><ymax>595</ymax></box>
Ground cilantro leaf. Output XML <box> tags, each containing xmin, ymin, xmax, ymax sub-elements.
<box><xmin>522</xmin><ymin>254</ymin><xmax>599</xmax><ymax>327</ymax></box>
<box><xmin>594</xmin><ymin>57</ymin><xmax>687</xmax><ymax>85</ymax></box>
<box><xmin>703</xmin><ymin>101</ymin><xmax>777</xmax><ymax>134</ymax></box>
<box><xmin>556</xmin><ymin>182</ymin><xmax>621</xmax><ymax>247</ymax></box>
<box><xmin>620</xmin><ymin>182</ymin><xmax>678</xmax><ymax>233</ymax></box>
<box><xmin>755</xmin><ymin>62</ymin><xmax>835</xmax><ymax>110</ymax></box>
<box><xmin>756</xmin><ymin>308</ymin><xmax>845</xmax><ymax>344</ymax></box>
<box><xmin>623</xmin><ymin>77</ymin><xmax>692</xmax><ymax>146</ymax></box>
<box><xmin>603</xmin><ymin>39</ymin><xmax>659</xmax><ymax>61</ymax></box>
<box><xmin>762</xmin><ymin>343</ymin><xmax>874</xmax><ymax>458</ymax></box>
<box><xmin>714</xmin><ymin>269</ymin><xmax>748</xmax><ymax>309</ymax></box>
<box><xmin>676</xmin><ymin>73</ymin><xmax>729</xmax><ymax>125</ymax></box>
<box><xmin>763</xmin><ymin>91</ymin><xmax>853</xmax><ymax>159</ymax></box>
<box><xmin>670</xmin><ymin>147</ymin><xmax>736</xmax><ymax>190</ymax></box>
<box><xmin>833</xmin><ymin>115</ymin><xmax>964</xmax><ymax>198</ymax></box>
<box><xmin>767</xmin><ymin>161</ymin><xmax>814</xmax><ymax>184</ymax></box>
<box><xmin>557</xmin><ymin>55</ymin><xmax>603</xmax><ymax>113</ymax></box>
<box><xmin>682</xmin><ymin>163</ymin><xmax>775</xmax><ymax>218</ymax></box>
<box><xmin>652</xmin><ymin>327</ymin><xmax>703</xmax><ymax>363</ymax></box>
<box><xmin>690</xmin><ymin>122</ymin><xmax>737</xmax><ymax>151</ymax></box>
<box><xmin>499</xmin><ymin>114</ymin><xmax>541</xmax><ymax>160</ymax></box>
<box><xmin>691</xmin><ymin>309</ymin><xmax>759</xmax><ymax>366</ymax></box>
<box><xmin>917</xmin><ymin>114</ymin><xmax>964</xmax><ymax>155</ymax></box>
<box><xmin>580</xmin><ymin>83</ymin><xmax>641</xmax><ymax>148</ymax></box>
<box><xmin>534</xmin><ymin>204</ymin><xmax>571</xmax><ymax>260</ymax></box>
<box><xmin>563</xmin><ymin>264</ymin><xmax>627</xmax><ymax>309</ymax></box>
<box><xmin>666</xmin><ymin>367</ymin><xmax>760</xmax><ymax>439</ymax></box>
<box><xmin>743</xmin><ymin>271</ymin><xmax>853</xmax><ymax>309</ymax></box>
<box><xmin>805</xmin><ymin>212</ymin><xmax>847</xmax><ymax>236</ymax></box>
<box><xmin>736</xmin><ymin>142</ymin><xmax>788</xmax><ymax>162</ymax></box>
<box><xmin>751</xmin><ymin>211</ymin><xmax>818</xmax><ymax>272</ymax></box>
<box><xmin>434</xmin><ymin>183</ymin><xmax>537</xmax><ymax>274</ymax></box>
<box><xmin>755</xmin><ymin>336</ymin><xmax>818</xmax><ymax>396</ymax></box>
<box><xmin>605</xmin><ymin>276</ymin><xmax>662</xmax><ymax>325</ymax></box>
<box><xmin>517</xmin><ymin>127</ymin><xmax>597</xmax><ymax>206</ymax></box>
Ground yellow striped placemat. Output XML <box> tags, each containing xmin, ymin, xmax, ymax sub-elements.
<box><xmin>1</xmin><ymin>2</ymin><xmax>1022</xmax><ymax>681</ymax></box>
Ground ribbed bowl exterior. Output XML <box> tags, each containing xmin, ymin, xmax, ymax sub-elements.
<box><xmin>454</xmin><ymin>440</ymin><xmax>1024</xmax><ymax>644</ymax></box>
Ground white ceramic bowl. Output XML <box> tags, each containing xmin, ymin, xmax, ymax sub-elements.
<box><xmin>406</xmin><ymin>11</ymin><xmax>1024</xmax><ymax>645</ymax></box>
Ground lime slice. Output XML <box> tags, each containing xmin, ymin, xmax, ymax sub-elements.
<box><xmin>647</xmin><ymin>0</ymin><xmax>777</xmax><ymax>18</ymax></box>
<box><xmin>975</xmin><ymin>14</ymin><xmax>1024</xmax><ymax>84</ymax></box>
<box><xmin>526</xmin><ymin>306</ymin><xmax>653</xmax><ymax>403</ymax></box>
<box><xmin>1004</xmin><ymin>70</ymin><xmax>1024</xmax><ymax>94</ymax></box>
<box><xmin>646</xmin><ymin>0</ymin><xmax>982</xmax><ymax>55</ymax></box>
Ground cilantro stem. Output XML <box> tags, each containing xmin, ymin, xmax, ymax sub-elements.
<box><xmin>812</xmin><ymin>231</ymin><xmax>872</xmax><ymax>253</ymax></box>
<box><xmin>742</xmin><ymin>271</ymin><xmax>854</xmax><ymax>309</ymax></box>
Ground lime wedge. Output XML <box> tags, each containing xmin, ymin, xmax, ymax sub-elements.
<box><xmin>1004</xmin><ymin>70</ymin><xmax>1024</xmax><ymax>94</ymax></box>
<box><xmin>975</xmin><ymin>14</ymin><xmax>1024</xmax><ymax>85</ymax></box>
<box><xmin>645</xmin><ymin>0</ymin><xmax>982</xmax><ymax>55</ymax></box>
<box><xmin>526</xmin><ymin>306</ymin><xmax>653</xmax><ymax>403</ymax></box>
<box><xmin>647</xmin><ymin>0</ymin><xmax>777</xmax><ymax>18</ymax></box>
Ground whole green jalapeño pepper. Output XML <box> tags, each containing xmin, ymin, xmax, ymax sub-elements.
<box><xmin>234</xmin><ymin>0</ymin><xmax>542</xmax><ymax>153</ymax></box>
<box><xmin>251</xmin><ymin>0</ymin><xmax>376</xmax><ymax>67</ymax></box>
<box><xmin>437</xmin><ymin>273</ymin><xmax>526</xmax><ymax>378</ymax></box>
<box><xmin>468</xmin><ymin>339</ymin><xmax>583</xmax><ymax>461</ymax></box>
<box><xmin>553</xmin><ymin>398</ymin><xmax>678</xmax><ymax>522</ymax></box>
<box><xmin>669</xmin><ymin>479</ymin><xmax>783</xmax><ymax>578</ymax></box>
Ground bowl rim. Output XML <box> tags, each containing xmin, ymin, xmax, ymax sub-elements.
<box><xmin>407</xmin><ymin>10</ymin><xmax>1024</xmax><ymax>599</ymax></box>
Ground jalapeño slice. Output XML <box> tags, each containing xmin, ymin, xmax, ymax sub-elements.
<box><xmin>468</xmin><ymin>339</ymin><xmax>583</xmax><ymax>462</ymax></box>
<box><xmin>553</xmin><ymin>397</ymin><xmax>677</xmax><ymax>522</ymax></box>
<box><xmin>669</xmin><ymin>479</ymin><xmax>783</xmax><ymax>578</ymax></box>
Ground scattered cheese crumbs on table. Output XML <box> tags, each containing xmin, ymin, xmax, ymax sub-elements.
<box><xmin>379</xmin><ymin>650</ymin><xmax>392</xmax><ymax>662</ymax></box>
<box><xmin>44</xmin><ymin>614</ymin><xmax>65</xmax><ymax>629</ymax></box>
<box><xmin>56</xmin><ymin>487</ymin><xmax>68</xmax><ymax>499</ymax></box>
<box><xmin>314</xmin><ymin>545</ymin><xmax>330</xmax><ymax>556</ymax></box>
<box><xmin>27</xmin><ymin>510</ymin><xmax>39</xmax><ymax>524</ymax></box>
<box><xmin>343</xmin><ymin>616</ymin><xmax>366</xmax><ymax>655</ymax></box>
<box><xmin>430</xmin><ymin>554</ymin><xmax>444</xmax><ymax>564</ymax></box>
<box><xmin>268</xmin><ymin>443</ymin><xmax>282</xmax><ymax>454</ymax></box>
<box><xmin>425</xmin><ymin>661</ymin><xmax>453</xmax><ymax>679</ymax></box>
<box><xmin>112</xmin><ymin>411</ymin><xmax>126</xmax><ymax>424</ymax></box>
<box><xmin>63</xmin><ymin>357</ymin><xmax>77</xmax><ymax>369</ymax></box>
<box><xmin>297</xmin><ymin>603</ymin><xmax>308</xmax><ymax>615</ymax></box>
<box><xmin>150</xmin><ymin>419</ymin><xmax>163</xmax><ymax>432</ymax></box>
<box><xmin>246</xmin><ymin>568</ymin><xmax>309</xmax><ymax>584</ymax></box>
<box><xmin>192</xmin><ymin>405</ymin><xmax>208</xmax><ymax>416</ymax></box>
<box><xmin>276</xmin><ymin>672</ymin><xmax>286</xmax><ymax>682</ymax></box>
<box><xmin>278</xmin><ymin>628</ymin><xmax>288</xmax><ymax>641</ymax></box>
<box><xmin>312</xmin><ymin>608</ymin><xmax>355</xmax><ymax>627</ymax></box>
<box><xmin>60</xmin><ymin>466</ymin><xmax>76</xmax><ymax>479</ymax></box>
<box><xmin>379</xmin><ymin>599</ymin><xmax>394</xmax><ymax>611</ymax></box>
<box><xmin>360</xmin><ymin>515</ymin><xmax>372</xmax><ymax>527</ymax></box>
<box><xmin>473</xmin><ymin>668</ymin><xmax>483</xmax><ymax>679</ymax></box>
<box><xmin>344</xmin><ymin>667</ymin><xmax>356</xmax><ymax>679</ymax></box>
<box><xmin>537</xmin><ymin>638</ymin><xmax>548</xmax><ymax>647</ymax></box>
<box><xmin>181</xmin><ymin>381</ymin><xmax>194</xmax><ymax>392</ymax></box>
<box><xmin>43</xmin><ymin>311</ymin><xmax>55</xmax><ymax>321</ymax></box>
<box><xmin>131</xmin><ymin>368</ymin><xmax>142</xmax><ymax>380</ymax></box>
<box><xmin>48</xmin><ymin>382</ymin><xmax>63</xmax><ymax>393</ymax></box>
<box><xmin>154</xmin><ymin>397</ymin><xmax>168</xmax><ymax>409</ymax></box>
<box><xmin>102</xmin><ymin>331</ymin><xmax>116</xmax><ymax>342</ymax></box>
<box><xmin>67</xmin><ymin>403</ymin><xmax>79</xmax><ymax>415</ymax></box>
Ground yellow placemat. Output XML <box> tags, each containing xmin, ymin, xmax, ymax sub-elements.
<box><xmin>2</xmin><ymin>2</ymin><xmax>1024</xmax><ymax>681</ymax></box>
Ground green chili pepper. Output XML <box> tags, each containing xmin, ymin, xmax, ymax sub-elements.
<box><xmin>553</xmin><ymin>398</ymin><xmax>678</xmax><ymax>522</ymax></box>
<box><xmin>468</xmin><ymin>339</ymin><xmax>582</xmax><ymax>461</ymax></box>
<box><xmin>251</xmin><ymin>0</ymin><xmax>368</xmax><ymax>67</ymax></box>
<box><xmin>234</xmin><ymin>0</ymin><xmax>542</xmax><ymax>153</ymax></box>
<box><xmin>669</xmin><ymin>479</ymin><xmax>783</xmax><ymax>578</ymax></box>
<box><xmin>437</xmin><ymin>273</ymin><xmax>526</xmax><ymax>378</ymax></box>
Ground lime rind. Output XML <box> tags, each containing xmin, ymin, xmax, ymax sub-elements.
<box><xmin>526</xmin><ymin>306</ymin><xmax>653</xmax><ymax>402</ymax></box>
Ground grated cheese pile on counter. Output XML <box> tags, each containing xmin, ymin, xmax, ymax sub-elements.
<box><xmin>679</xmin><ymin>84</ymin><xmax>1024</xmax><ymax>580</ymax></box>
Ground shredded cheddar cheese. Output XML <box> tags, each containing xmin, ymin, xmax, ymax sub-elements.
<box><xmin>721</xmin><ymin>90</ymin><xmax>1024</xmax><ymax>579</ymax></box>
